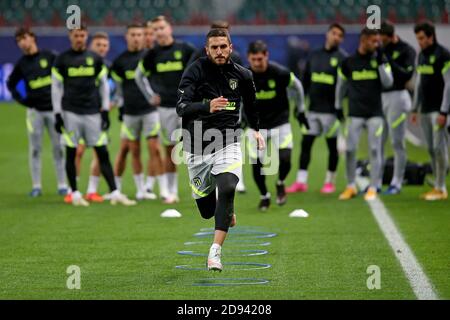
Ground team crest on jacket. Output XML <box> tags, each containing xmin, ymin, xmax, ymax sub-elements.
<box><xmin>40</xmin><ymin>59</ymin><xmax>48</xmax><ymax>69</ymax></box>
<box><xmin>229</xmin><ymin>79</ymin><xmax>238</xmax><ymax>90</ymax></box>
<box><xmin>192</xmin><ymin>177</ymin><xmax>202</xmax><ymax>187</ymax></box>
<box><xmin>330</xmin><ymin>57</ymin><xmax>338</xmax><ymax>67</ymax></box>
<box><xmin>174</xmin><ymin>50</ymin><xmax>182</xmax><ymax>60</ymax></box>
<box><xmin>86</xmin><ymin>57</ymin><xmax>94</xmax><ymax>66</ymax></box>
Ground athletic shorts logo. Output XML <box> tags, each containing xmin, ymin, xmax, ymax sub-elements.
<box><xmin>174</xmin><ymin>50</ymin><xmax>183</xmax><ymax>60</ymax></box>
<box><xmin>86</xmin><ymin>57</ymin><xmax>94</xmax><ymax>66</ymax></box>
<box><xmin>330</xmin><ymin>57</ymin><xmax>338</xmax><ymax>67</ymax></box>
<box><xmin>192</xmin><ymin>177</ymin><xmax>202</xmax><ymax>187</ymax></box>
<box><xmin>40</xmin><ymin>59</ymin><xmax>48</xmax><ymax>69</ymax></box>
<box><xmin>229</xmin><ymin>79</ymin><xmax>238</xmax><ymax>90</ymax></box>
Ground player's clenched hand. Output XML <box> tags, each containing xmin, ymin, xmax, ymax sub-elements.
<box><xmin>54</xmin><ymin>113</ymin><xmax>65</xmax><ymax>134</ymax></box>
<box><xmin>210</xmin><ymin>96</ymin><xmax>228</xmax><ymax>113</ymax></box>
<box><xmin>437</xmin><ymin>113</ymin><xmax>447</xmax><ymax>128</ymax></box>
<box><xmin>151</xmin><ymin>94</ymin><xmax>161</xmax><ymax>107</ymax></box>
<box><xmin>254</xmin><ymin>131</ymin><xmax>266</xmax><ymax>151</ymax></box>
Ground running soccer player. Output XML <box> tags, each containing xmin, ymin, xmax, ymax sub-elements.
<box><xmin>7</xmin><ymin>28</ymin><xmax>67</xmax><ymax>197</ymax></box>
<box><xmin>51</xmin><ymin>25</ymin><xmax>136</xmax><ymax>206</ymax></box>
<box><xmin>111</xmin><ymin>23</ymin><xmax>164</xmax><ymax>200</ymax></box>
<box><xmin>379</xmin><ymin>21</ymin><xmax>416</xmax><ymax>195</ymax></box>
<box><xmin>247</xmin><ymin>40</ymin><xmax>305</xmax><ymax>211</ymax></box>
<box><xmin>136</xmin><ymin>16</ymin><xmax>197</xmax><ymax>204</ymax></box>
<box><xmin>336</xmin><ymin>28</ymin><xmax>394</xmax><ymax>201</ymax></box>
<box><xmin>287</xmin><ymin>23</ymin><xmax>347</xmax><ymax>195</ymax></box>
<box><xmin>177</xmin><ymin>28</ymin><xmax>264</xmax><ymax>271</ymax></box>
<box><xmin>412</xmin><ymin>22</ymin><xmax>449</xmax><ymax>201</ymax></box>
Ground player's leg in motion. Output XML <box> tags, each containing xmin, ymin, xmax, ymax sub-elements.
<box><xmin>420</xmin><ymin>112</ymin><xmax>448</xmax><ymax>200</ymax></box>
<box><xmin>44</xmin><ymin>111</ymin><xmax>68</xmax><ymax>195</ymax></box>
<box><xmin>196</xmin><ymin>173</ymin><xmax>238</xmax><ymax>272</ymax></box>
<box><xmin>26</xmin><ymin>109</ymin><xmax>44</xmax><ymax>197</ymax></box>
<box><xmin>248</xmin><ymin>129</ymin><xmax>270</xmax><ymax>211</ymax></box>
<box><xmin>275</xmin><ymin>123</ymin><xmax>293</xmax><ymax>205</ymax></box>
<box><xmin>339</xmin><ymin>117</ymin><xmax>364</xmax><ymax>200</ymax></box>
<box><xmin>322</xmin><ymin>114</ymin><xmax>340</xmax><ymax>194</ymax></box>
<box><xmin>365</xmin><ymin>117</ymin><xmax>384</xmax><ymax>201</ymax></box>
<box><xmin>287</xmin><ymin>113</ymin><xmax>319</xmax><ymax>194</ymax></box>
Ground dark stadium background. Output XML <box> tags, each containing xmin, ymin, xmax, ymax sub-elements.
<box><xmin>1</xmin><ymin>0</ymin><xmax>450</xmax><ymax>101</ymax></box>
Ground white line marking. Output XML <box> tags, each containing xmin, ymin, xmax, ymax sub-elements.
<box><xmin>357</xmin><ymin>178</ymin><xmax>439</xmax><ymax>300</ymax></box>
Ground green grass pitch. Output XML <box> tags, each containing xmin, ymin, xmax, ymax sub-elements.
<box><xmin>0</xmin><ymin>102</ymin><xmax>448</xmax><ymax>299</ymax></box>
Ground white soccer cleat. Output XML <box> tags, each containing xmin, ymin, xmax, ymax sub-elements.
<box><xmin>72</xmin><ymin>191</ymin><xmax>89</xmax><ymax>207</ymax></box>
<box><xmin>110</xmin><ymin>191</ymin><xmax>137</xmax><ymax>206</ymax></box>
<box><xmin>207</xmin><ymin>245</ymin><xmax>223</xmax><ymax>272</ymax></box>
<box><xmin>136</xmin><ymin>191</ymin><xmax>157</xmax><ymax>201</ymax></box>
<box><xmin>102</xmin><ymin>193</ymin><xmax>113</xmax><ymax>200</ymax></box>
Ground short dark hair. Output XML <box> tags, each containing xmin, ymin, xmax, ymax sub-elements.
<box><xmin>152</xmin><ymin>15</ymin><xmax>170</xmax><ymax>25</ymax></box>
<box><xmin>127</xmin><ymin>23</ymin><xmax>144</xmax><ymax>30</ymax></box>
<box><xmin>69</xmin><ymin>22</ymin><xmax>88</xmax><ymax>32</ymax></box>
<box><xmin>206</xmin><ymin>28</ymin><xmax>231</xmax><ymax>45</ymax></box>
<box><xmin>211</xmin><ymin>20</ymin><xmax>230</xmax><ymax>30</ymax></box>
<box><xmin>247</xmin><ymin>40</ymin><xmax>268</xmax><ymax>55</ymax></box>
<box><xmin>328</xmin><ymin>23</ymin><xmax>345</xmax><ymax>35</ymax></box>
<box><xmin>91</xmin><ymin>32</ymin><xmax>109</xmax><ymax>41</ymax></box>
<box><xmin>380</xmin><ymin>20</ymin><xmax>395</xmax><ymax>37</ymax></box>
<box><xmin>360</xmin><ymin>27</ymin><xmax>379</xmax><ymax>38</ymax></box>
<box><xmin>414</xmin><ymin>21</ymin><xmax>436</xmax><ymax>41</ymax></box>
<box><xmin>15</xmin><ymin>27</ymin><xmax>35</xmax><ymax>41</ymax></box>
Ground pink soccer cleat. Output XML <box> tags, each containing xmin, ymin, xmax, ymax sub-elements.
<box><xmin>320</xmin><ymin>183</ymin><xmax>336</xmax><ymax>194</ymax></box>
<box><xmin>286</xmin><ymin>182</ymin><xmax>308</xmax><ymax>193</ymax></box>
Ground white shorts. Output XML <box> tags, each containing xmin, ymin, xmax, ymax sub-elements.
<box><xmin>185</xmin><ymin>142</ymin><xmax>242</xmax><ymax>199</ymax></box>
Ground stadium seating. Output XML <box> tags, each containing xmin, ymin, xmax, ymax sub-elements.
<box><xmin>0</xmin><ymin>0</ymin><xmax>448</xmax><ymax>26</ymax></box>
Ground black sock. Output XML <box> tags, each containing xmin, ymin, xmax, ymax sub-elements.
<box><xmin>326</xmin><ymin>137</ymin><xmax>339</xmax><ymax>172</ymax></box>
<box><xmin>279</xmin><ymin>149</ymin><xmax>292</xmax><ymax>183</ymax></box>
<box><xmin>94</xmin><ymin>146</ymin><xmax>117</xmax><ymax>192</ymax></box>
<box><xmin>300</xmin><ymin>135</ymin><xmax>316</xmax><ymax>170</ymax></box>
<box><xmin>65</xmin><ymin>146</ymin><xmax>77</xmax><ymax>191</ymax></box>
<box><xmin>214</xmin><ymin>173</ymin><xmax>238</xmax><ymax>232</ymax></box>
<box><xmin>195</xmin><ymin>191</ymin><xmax>216</xmax><ymax>220</ymax></box>
<box><xmin>252</xmin><ymin>159</ymin><xmax>268</xmax><ymax>196</ymax></box>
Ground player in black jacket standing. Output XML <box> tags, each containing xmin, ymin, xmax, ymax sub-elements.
<box><xmin>7</xmin><ymin>28</ymin><xmax>67</xmax><ymax>197</ymax></box>
<box><xmin>177</xmin><ymin>29</ymin><xmax>265</xmax><ymax>271</ymax></box>
<box><xmin>52</xmin><ymin>25</ymin><xmax>136</xmax><ymax>207</ymax></box>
